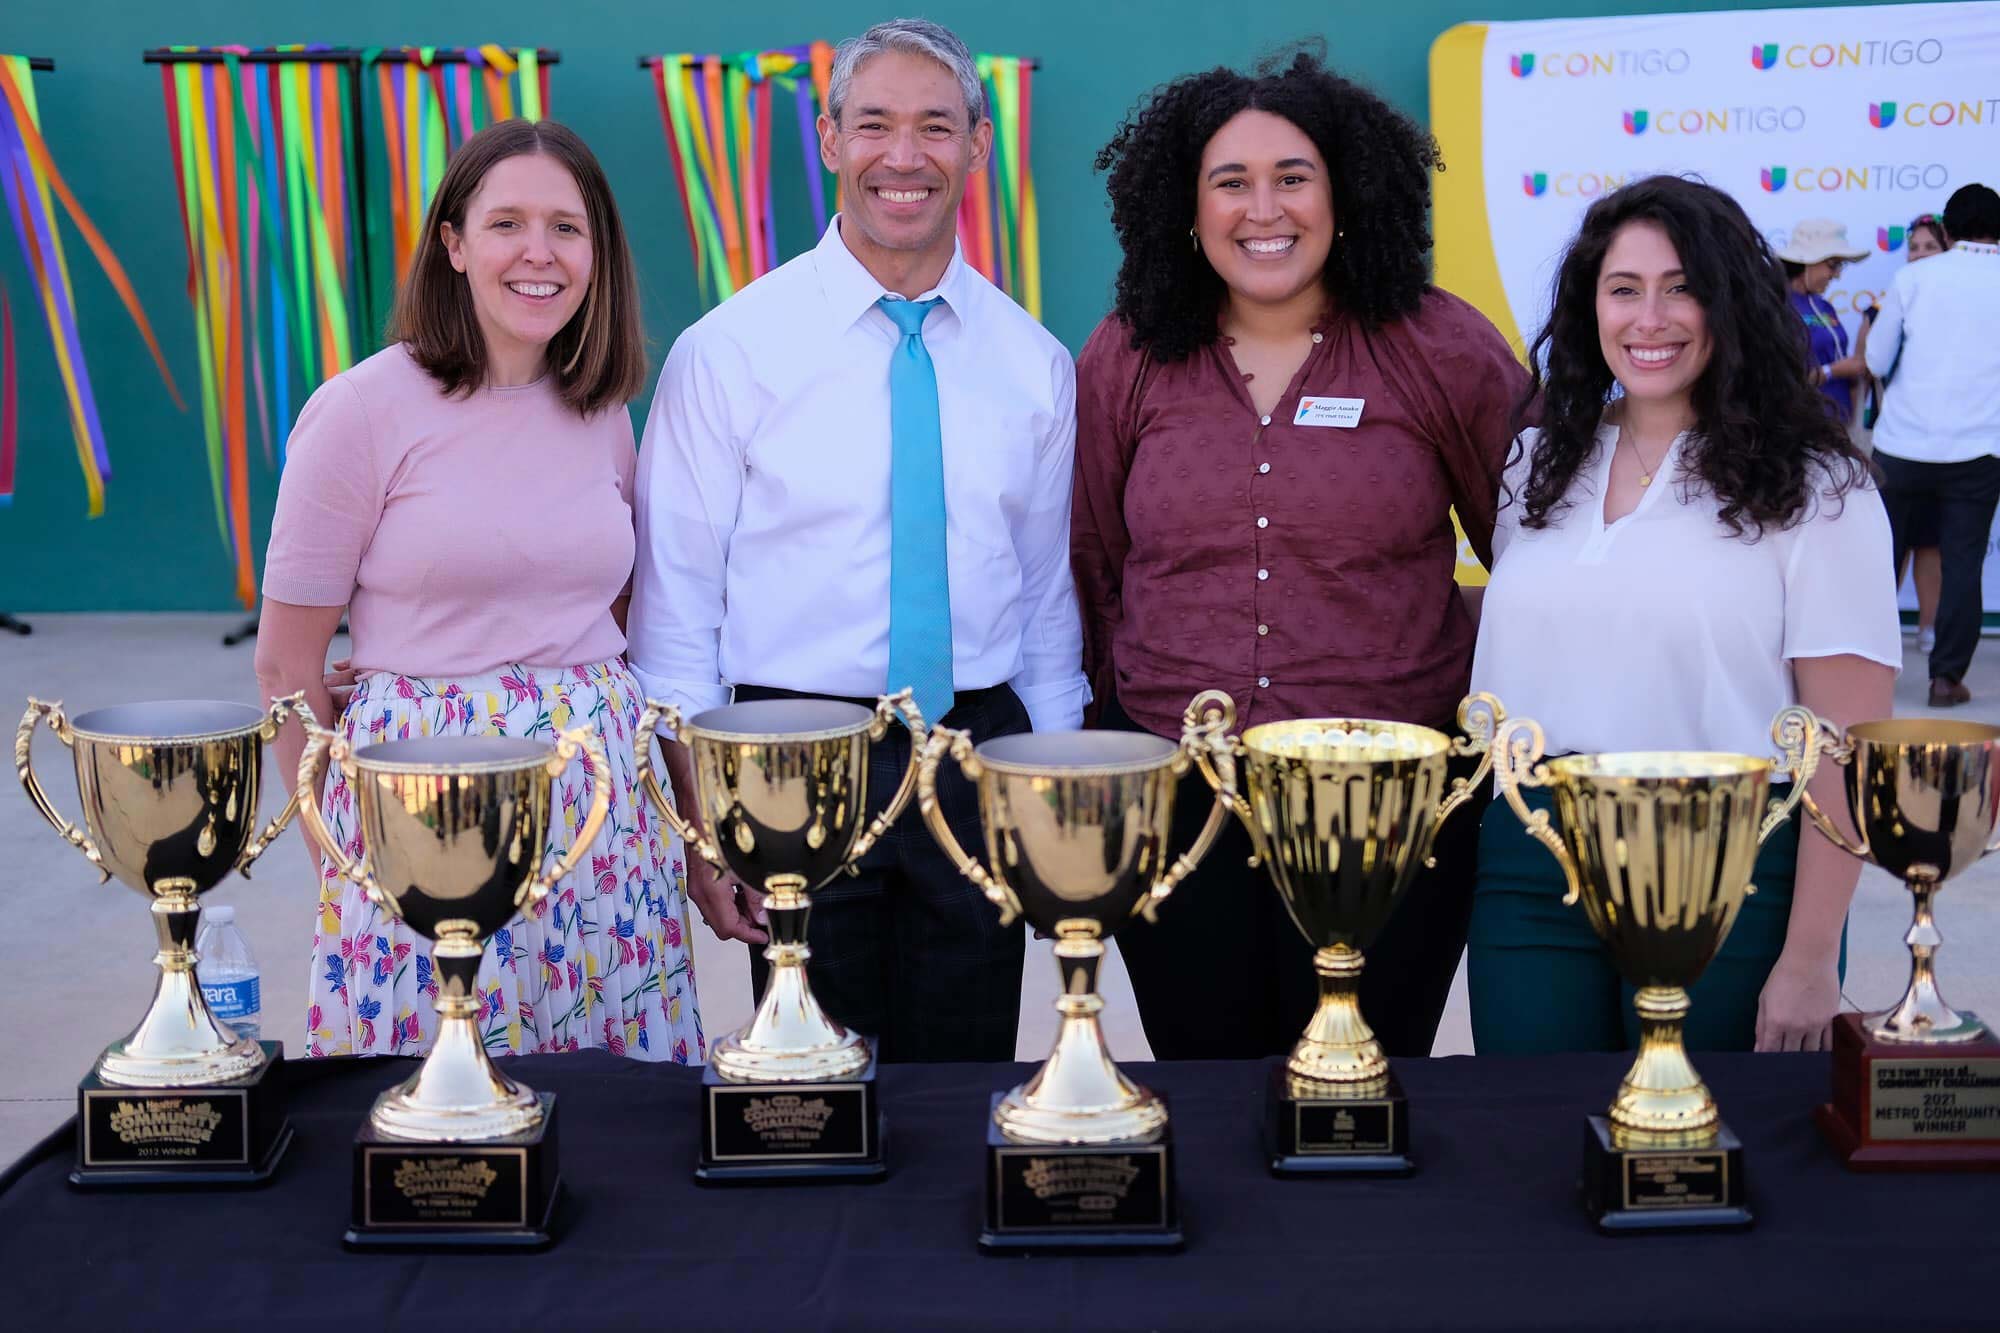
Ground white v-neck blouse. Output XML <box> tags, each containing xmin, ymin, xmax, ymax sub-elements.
<box><xmin>1470</xmin><ymin>424</ymin><xmax>1901</xmax><ymax>759</ymax></box>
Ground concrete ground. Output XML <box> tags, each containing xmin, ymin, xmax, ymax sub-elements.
<box><xmin>3</xmin><ymin>614</ymin><xmax>1996</xmax><ymax>1167</ymax></box>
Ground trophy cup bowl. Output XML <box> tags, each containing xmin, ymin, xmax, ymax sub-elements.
<box><xmin>1204</xmin><ymin>694</ymin><xmax>1501</xmax><ymax>1174</ymax></box>
<box><xmin>297</xmin><ymin>720</ymin><xmax>607</xmax><ymax>1244</ymax></box>
<box><xmin>16</xmin><ymin>695</ymin><xmax>303</xmax><ymax>1182</ymax></box>
<box><xmin>1798</xmin><ymin>718</ymin><xmax>2000</xmax><ymax>1167</ymax></box>
<box><xmin>1494</xmin><ymin>707</ymin><xmax>1822</xmax><ymax>1229</ymax></box>
<box><xmin>918</xmin><ymin>691</ymin><xmax>1237</xmax><ymax>1250</ymax></box>
<box><xmin>635</xmin><ymin>691</ymin><xmax>924</xmax><ymax>1179</ymax></box>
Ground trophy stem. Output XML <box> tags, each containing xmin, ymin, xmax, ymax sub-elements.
<box><xmin>1868</xmin><ymin>875</ymin><xmax>1985</xmax><ymax>1042</ymax></box>
<box><xmin>370</xmin><ymin>936</ymin><xmax>542</xmax><ymax>1142</ymax></box>
<box><xmin>1286</xmin><ymin>945</ymin><xmax>1388</xmax><ymax>1085</ymax></box>
<box><xmin>1610</xmin><ymin>985</ymin><xmax>1718</xmax><ymax>1143</ymax></box>
<box><xmin>97</xmin><ymin>881</ymin><xmax>265</xmax><ymax>1088</ymax></box>
<box><xmin>996</xmin><ymin>928</ymin><xmax>1166</xmax><ymax>1146</ymax></box>
<box><xmin>710</xmin><ymin>876</ymin><xmax>872</xmax><ymax>1082</ymax></box>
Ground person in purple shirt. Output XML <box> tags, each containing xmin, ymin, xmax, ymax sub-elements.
<box><xmin>1777</xmin><ymin>219</ymin><xmax>1869</xmax><ymax>422</ymax></box>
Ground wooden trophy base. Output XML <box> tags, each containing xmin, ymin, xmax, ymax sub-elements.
<box><xmin>1580</xmin><ymin>1116</ymin><xmax>1751</xmax><ymax>1234</ymax></box>
<box><xmin>347</xmin><ymin>1093</ymin><xmax>562</xmax><ymax>1250</ymax></box>
<box><xmin>982</xmin><ymin>1093</ymin><xmax>1182</xmax><ymax>1253</ymax></box>
<box><xmin>697</xmin><ymin>1051</ymin><xmax>886</xmax><ymax>1183</ymax></box>
<box><xmin>72</xmin><ymin>1040</ymin><xmax>292</xmax><ymax>1188</ymax></box>
<box><xmin>1263</xmin><ymin>1060</ymin><xmax>1415</xmax><ymax>1177</ymax></box>
<box><xmin>1817</xmin><ymin>1011</ymin><xmax>2000</xmax><ymax>1171</ymax></box>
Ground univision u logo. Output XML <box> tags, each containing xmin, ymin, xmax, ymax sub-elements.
<box><xmin>1623</xmin><ymin>110</ymin><xmax>1649</xmax><ymax>135</ymax></box>
<box><xmin>1869</xmin><ymin>101</ymin><xmax>1898</xmax><ymax>128</ymax></box>
<box><xmin>1760</xmin><ymin>167</ymin><xmax>1787</xmax><ymax>193</ymax></box>
<box><xmin>1751</xmin><ymin>43</ymin><xmax>1779</xmax><ymax>70</ymax></box>
<box><xmin>1522</xmin><ymin>173</ymin><xmax>1549</xmax><ymax>197</ymax></box>
<box><xmin>1510</xmin><ymin>53</ymin><xmax>1535</xmax><ymax>78</ymax></box>
<box><xmin>1879</xmin><ymin>226</ymin><xmax>1906</xmax><ymax>252</ymax></box>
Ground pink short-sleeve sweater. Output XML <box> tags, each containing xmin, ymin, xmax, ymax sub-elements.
<box><xmin>261</xmin><ymin>343</ymin><xmax>637</xmax><ymax>678</ymax></box>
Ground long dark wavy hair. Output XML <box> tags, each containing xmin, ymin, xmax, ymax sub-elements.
<box><xmin>1511</xmin><ymin>175</ymin><xmax>1867</xmax><ymax>536</ymax></box>
<box><xmin>1095</xmin><ymin>48</ymin><xmax>1439</xmax><ymax>360</ymax></box>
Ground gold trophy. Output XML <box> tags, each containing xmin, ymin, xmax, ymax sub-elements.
<box><xmin>1494</xmin><ymin>708</ymin><xmax>1822</xmax><ymax>1231</ymax></box>
<box><xmin>634</xmin><ymin>691</ymin><xmax>925</xmax><ymax>1181</ymax></box>
<box><xmin>1197</xmin><ymin>695</ymin><xmax>1502</xmax><ymax>1175</ymax></box>
<box><xmin>1799</xmin><ymin>719</ymin><xmax>2000</xmax><ymax>1167</ymax></box>
<box><xmin>916</xmin><ymin>691</ymin><xmax>1237</xmax><ymax>1250</ymax></box>
<box><xmin>296</xmin><ymin>719</ymin><xmax>609</xmax><ymax>1247</ymax></box>
<box><xmin>17</xmin><ymin>695</ymin><xmax>304</xmax><ymax>1185</ymax></box>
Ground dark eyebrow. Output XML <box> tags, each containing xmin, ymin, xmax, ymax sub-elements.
<box><xmin>850</xmin><ymin>104</ymin><xmax>961</xmax><ymax>123</ymax></box>
<box><xmin>1206</xmin><ymin>157</ymin><xmax>1318</xmax><ymax>180</ymax></box>
<box><xmin>482</xmin><ymin>202</ymin><xmax>585</xmax><ymax>221</ymax></box>
<box><xmin>1601</xmin><ymin>269</ymin><xmax>1685</xmax><ymax>281</ymax></box>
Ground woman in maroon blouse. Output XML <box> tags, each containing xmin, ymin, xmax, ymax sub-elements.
<box><xmin>1074</xmin><ymin>51</ymin><xmax>1528</xmax><ymax>1059</ymax></box>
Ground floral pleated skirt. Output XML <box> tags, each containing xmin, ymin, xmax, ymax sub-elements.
<box><xmin>305</xmin><ymin>660</ymin><xmax>704</xmax><ymax>1063</ymax></box>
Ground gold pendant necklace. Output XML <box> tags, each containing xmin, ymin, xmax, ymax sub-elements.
<box><xmin>1625</xmin><ymin>432</ymin><xmax>1667</xmax><ymax>487</ymax></box>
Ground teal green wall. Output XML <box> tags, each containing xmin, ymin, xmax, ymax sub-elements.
<box><xmin>1</xmin><ymin>0</ymin><xmax>1929</xmax><ymax>610</ymax></box>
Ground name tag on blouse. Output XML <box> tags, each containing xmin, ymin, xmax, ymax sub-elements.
<box><xmin>1294</xmin><ymin>396</ymin><xmax>1365</xmax><ymax>429</ymax></box>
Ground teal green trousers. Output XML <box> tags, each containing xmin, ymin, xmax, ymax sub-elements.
<box><xmin>1468</xmin><ymin>785</ymin><xmax>1838</xmax><ymax>1054</ymax></box>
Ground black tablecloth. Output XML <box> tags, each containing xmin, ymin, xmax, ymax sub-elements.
<box><xmin>2</xmin><ymin>1051</ymin><xmax>1994</xmax><ymax>1330</ymax></box>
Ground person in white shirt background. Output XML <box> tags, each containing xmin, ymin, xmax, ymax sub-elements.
<box><xmin>1468</xmin><ymin>175</ymin><xmax>1898</xmax><ymax>1056</ymax></box>
<box><xmin>627</xmin><ymin>18</ymin><xmax>1087</xmax><ymax>1061</ymax></box>
<box><xmin>1863</xmin><ymin>183</ymin><xmax>2000</xmax><ymax>708</ymax></box>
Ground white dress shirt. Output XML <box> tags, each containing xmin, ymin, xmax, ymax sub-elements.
<box><xmin>629</xmin><ymin>218</ymin><xmax>1088</xmax><ymax>732</ymax></box>
<box><xmin>1864</xmin><ymin>241</ymin><xmax>2000</xmax><ymax>464</ymax></box>
<box><xmin>1471</xmin><ymin>426</ymin><xmax>1900</xmax><ymax>759</ymax></box>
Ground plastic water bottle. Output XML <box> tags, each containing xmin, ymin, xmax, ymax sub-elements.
<box><xmin>196</xmin><ymin>905</ymin><xmax>262</xmax><ymax>1044</ymax></box>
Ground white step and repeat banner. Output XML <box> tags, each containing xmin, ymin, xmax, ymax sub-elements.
<box><xmin>1431</xmin><ymin>2</ymin><xmax>2000</xmax><ymax>607</ymax></box>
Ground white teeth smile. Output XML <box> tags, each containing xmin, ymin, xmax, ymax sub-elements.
<box><xmin>509</xmin><ymin>282</ymin><xmax>560</xmax><ymax>298</ymax></box>
<box><xmin>878</xmin><ymin>188</ymin><xmax>931</xmax><ymax>203</ymax></box>
<box><xmin>1242</xmin><ymin>238</ymin><xmax>1296</xmax><ymax>254</ymax></box>
<box><xmin>1630</xmin><ymin>346</ymin><xmax>1682</xmax><ymax>364</ymax></box>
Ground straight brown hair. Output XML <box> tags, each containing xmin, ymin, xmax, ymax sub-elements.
<box><xmin>390</xmin><ymin>119</ymin><xmax>645</xmax><ymax>415</ymax></box>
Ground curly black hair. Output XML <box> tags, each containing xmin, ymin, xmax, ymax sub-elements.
<box><xmin>1095</xmin><ymin>48</ymin><xmax>1440</xmax><ymax>360</ymax></box>
<box><xmin>1511</xmin><ymin>175</ymin><xmax>1868</xmax><ymax>537</ymax></box>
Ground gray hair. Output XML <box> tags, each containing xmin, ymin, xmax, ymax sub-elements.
<box><xmin>827</xmin><ymin>18</ymin><xmax>988</xmax><ymax>127</ymax></box>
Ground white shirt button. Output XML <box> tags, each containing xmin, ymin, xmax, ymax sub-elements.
<box><xmin>1257</xmin><ymin>516</ymin><xmax>1269</xmax><ymax>529</ymax></box>
<box><xmin>1259</xmin><ymin>415</ymin><xmax>1271</xmax><ymax>426</ymax></box>
<box><xmin>1257</xmin><ymin>624</ymin><xmax>1269</xmax><ymax>636</ymax></box>
<box><xmin>1256</xmin><ymin>569</ymin><xmax>1269</xmax><ymax>581</ymax></box>
<box><xmin>1258</xmin><ymin>462</ymin><xmax>1271</xmax><ymax>474</ymax></box>
<box><xmin>1257</xmin><ymin>676</ymin><xmax>1271</xmax><ymax>688</ymax></box>
<box><xmin>1311</xmin><ymin>332</ymin><xmax>1324</xmax><ymax>344</ymax></box>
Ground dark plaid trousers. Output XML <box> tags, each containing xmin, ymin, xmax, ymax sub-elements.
<box><xmin>738</xmin><ymin>683</ymin><xmax>1030</xmax><ymax>1062</ymax></box>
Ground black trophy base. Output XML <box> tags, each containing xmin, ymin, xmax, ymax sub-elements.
<box><xmin>1264</xmin><ymin>1061</ymin><xmax>1415</xmax><ymax>1176</ymax></box>
<box><xmin>72</xmin><ymin>1040</ymin><xmax>292</xmax><ymax>1188</ymax></box>
<box><xmin>697</xmin><ymin>1054</ymin><xmax>885</xmax><ymax>1183</ymax></box>
<box><xmin>1581</xmin><ymin>1115</ymin><xmax>1752</xmax><ymax>1234</ymax></box>
<box><xmin>346</xmin><ymin>1093</ymin><xmax>562</xmax><ymax>1251</ymax></box>
<box><xmin>982</xmin><ymin>1093</ymin><xmax>1182</xmax><ymax>1253</ymax></box>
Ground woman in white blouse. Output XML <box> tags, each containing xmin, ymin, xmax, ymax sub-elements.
<box><xmin>1469</xmin><ymin>175</ymin><xmax>1900</xmax><ymax>1055</ymax></box>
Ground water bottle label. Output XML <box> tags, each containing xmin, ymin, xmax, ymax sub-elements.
<box><xmin>202</xmin><ymin>977</ymin><xmax>261</xmax><ymax>1019</ymax></box>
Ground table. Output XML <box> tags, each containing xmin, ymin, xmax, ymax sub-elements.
<box><xmin>2</xmin><ymin>1051</ymin><xmax>1993</xmax><ymax>1330</ymax></box>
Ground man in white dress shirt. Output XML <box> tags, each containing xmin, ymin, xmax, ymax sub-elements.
<box><xmin>628</xmin><ymin>18</ymin><xmax>1087</xmax><ymax>1061</ymax></box>
<box><xmin>1864</xmin><ymin>183</ymin><xmax>2000</xmax><ymax>707</ymax></box>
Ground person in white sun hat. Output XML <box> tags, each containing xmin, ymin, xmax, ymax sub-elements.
<box><xmin>1777</xmin><ymin>218</ymin><xmax>1871</xmax><ymax>425</ymax></box>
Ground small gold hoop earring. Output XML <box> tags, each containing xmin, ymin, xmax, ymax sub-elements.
<box><xmin>1190</xmin><ymin>226</ymin><xmax>1199</xmax><ymax>251</ymax></box>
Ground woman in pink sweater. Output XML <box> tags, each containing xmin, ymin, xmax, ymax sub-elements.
<box><xmin>256</xmin><ymin>121</ymin><xmax>702</xmax><ymax>1063</ymax></box>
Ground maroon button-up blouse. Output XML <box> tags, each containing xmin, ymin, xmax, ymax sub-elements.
<box><xmin>1072</xmin><ymin>289</ymin><xmax>1529</xmax><ymax>737</ymax></box>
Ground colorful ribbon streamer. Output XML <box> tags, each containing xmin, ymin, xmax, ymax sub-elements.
<box><xmin>0</xmin><ymin>55</ymin><xmax>181</xmax><ymax>514</ymax></box>
<box><xmin>646</xmin><ymin>47</ymin><xmax>1039</xmax><ymax>318</ymax></box>
<box><xmin>160</xmin><ymin>46</ymin><xmax>363</xmax><ymax>604</ymax></box>
<box><xmin>373</xmin><ymin>47</ymin><xmax>551</xmax><ymax>284</ymax></box>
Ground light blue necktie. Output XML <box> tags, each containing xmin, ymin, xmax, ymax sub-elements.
<box><xmin>878</xmin><ymin>296</ymin><xmax>954</xmax><ymax>727</ymax></box>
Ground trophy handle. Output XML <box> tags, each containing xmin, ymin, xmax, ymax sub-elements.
<box><xmin>235</xmin><ymin>691</ymin><xmax>308</xmax><ymax>879</ymax></box>
<box><xmin>916</xmin><ymin>726</ymin><xmax>1024</xmax><ymax>926</ymax></box>
<box><xmin>523</xmin><ymin>725</ymin><xmax>613</xmax><ymax>909</ymax></box>
<box><xmin>634</xmin><ymin>699</ymin><xmax>726</xmax><ymax>873</ymax></box>
<box><xmin>849</xmin><ymin>688</ymin><xmax>927</xmax><ymax>863</ymax></box>
<box><xmin>1789</xmin><ymin>717</ymin><xmax>1870</xmax><ymax>857</ymax></box>
<box><xmin>1143</xmin><ymin>690</ymin><xmax>1241</xmax><ymax>923</ymax></box>
<box><xmin>1492</xmin><ymin>716</ymin><xmax>1584</xmax><ymax>906</ymax></box>
<box><xmin>1428</xmin><ymin>690</ymin><xmax>1506</xmax><ymax>865</ymax></box>
<box><xmin>1759</xmin><ymin>705</ymin><xmax>1827</xmax><ymax>846</ymax></box>
<box><xmin>295</xmin><ymin>714</ymin><xmax>387</xmax><ymax>906</ymax></box>
<box><xmin>14</xmin><ymin>698</ymin><xmax>110</xmax><ymax>883</ymax></box>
